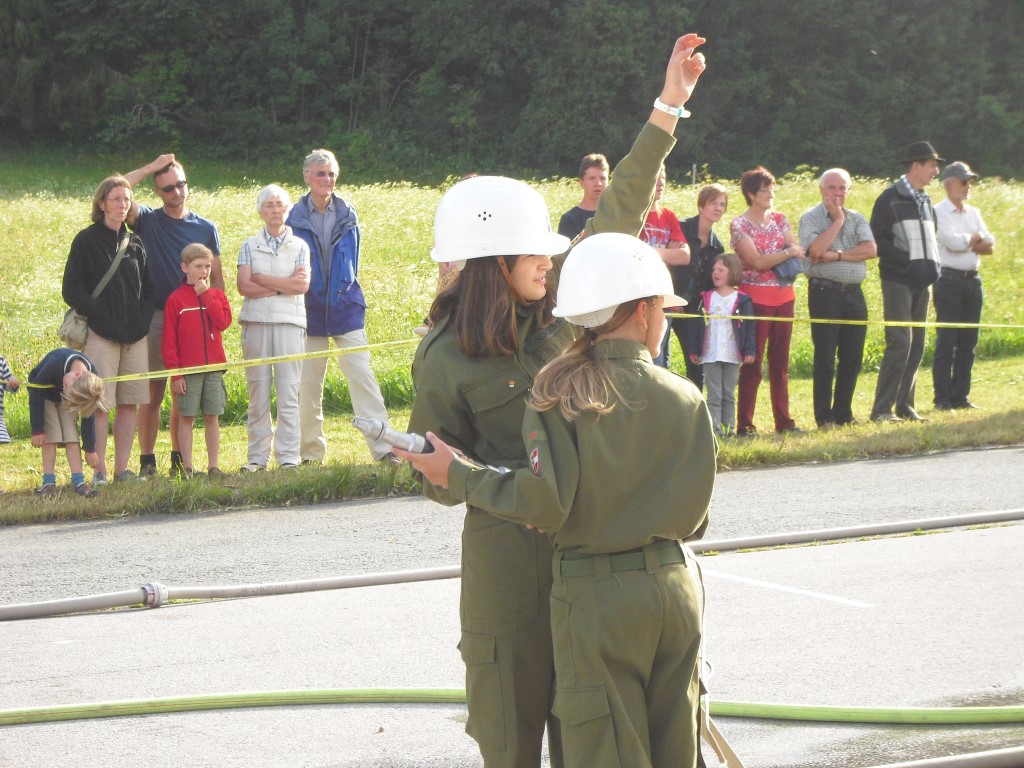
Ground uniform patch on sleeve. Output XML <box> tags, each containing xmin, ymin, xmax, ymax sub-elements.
<box><xmin>530</xmin><ymin>447</ymin><xmax>542</xmax><ymax>476</ymax></box>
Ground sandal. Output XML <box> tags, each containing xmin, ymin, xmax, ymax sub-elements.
<box><xmin>74</xmin><ymin>482</ymin><xmax>98</xmax><ymax>498</ymax></box>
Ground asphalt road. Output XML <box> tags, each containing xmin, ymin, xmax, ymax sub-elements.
<box><xmin>1</xmin><ymin>446</ymin><xmax>1022</xmax><ymax>767</ymax></box>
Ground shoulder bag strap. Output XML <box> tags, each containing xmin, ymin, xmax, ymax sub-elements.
<box><xmin>91</xmin><ymin>233</ymin><xmax>131</xmax><ymax>300</ymax></box>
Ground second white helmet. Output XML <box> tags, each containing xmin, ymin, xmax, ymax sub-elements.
<box><xmin>554</xmin><ymin>232</ymin><xmax>687</xmax><ymax>328</ymax></box>
<box><xmin>431</xmin><ymin>176</ymin><xmax>570</xmax><ymax>264</ymax></box>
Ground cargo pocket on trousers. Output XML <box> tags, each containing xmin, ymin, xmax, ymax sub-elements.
<box><xmin>552</xmin><ymin>686</ymin><xmax>620</xmax><ymax>767</ymax></box>
<box><xmin>459</xmin><ymin>631</ymin><xmax>506</xmax><ymax>753</ymax></box>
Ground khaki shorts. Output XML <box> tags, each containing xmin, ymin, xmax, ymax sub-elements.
<box><xmin>147</xmin><ymin>309</ymin><xmax>166</xmax><ymax>372</ymax></box>
<box><xmin>42</xmin><ymin>399</ymin><xmax>80</xmax><ymax>445</ymax></box>
<box><xmin>176</xmin><ymin>371</ymin><xmax>227</xmax><ymax>417</ymax></box>
<box><xmin>83</xmin><ymin>333</ymin><xmax>150</xmax><ymax>408</ymax></box>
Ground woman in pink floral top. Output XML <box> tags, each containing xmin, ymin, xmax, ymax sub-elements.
<box><xmin>729</xmin><ymin>166</ymin><xmax>804</xmax><ymax>435</ymax></box>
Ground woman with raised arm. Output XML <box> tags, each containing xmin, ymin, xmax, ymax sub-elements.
<box><xmin>402</xmin><ymin>35</ymin><xmax>707</xmax><ymax>768</ymax></box>
<box><xmin>399</xmin><ymin>233</ymin><xmax>717</xmax><ymax>768</ymax></box>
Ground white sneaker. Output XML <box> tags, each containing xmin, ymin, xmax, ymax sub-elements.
<box><xmin>239</xmin><ymin>463</ymin><xmax>266</xmax><ymax>473</ymax></box>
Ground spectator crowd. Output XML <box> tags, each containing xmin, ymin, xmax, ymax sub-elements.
<box><xmin>0</xmin><ymin>143</ymin><xmax>998</xmax><ymax>495</ymax></box>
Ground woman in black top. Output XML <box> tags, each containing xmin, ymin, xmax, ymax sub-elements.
<box><xmin>672</xmin><ymin>183</ymin><xmax>728</xmax><ymax>390</ymax></box>
<box><xmin>62</xmin><ymin>176</ymin><xmax>154</xmax><ymax>483</ymax></box>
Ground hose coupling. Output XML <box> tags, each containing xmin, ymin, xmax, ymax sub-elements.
<box><xmin>142</xmin><ymin>582</ymin><xmax>169</xmax><ymax>608</ymax></box>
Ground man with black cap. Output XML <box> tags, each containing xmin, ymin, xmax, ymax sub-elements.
<box><xmin>869</xmin><ymin>141</ymin><xmax>942</xmax><ymax>423</ymax></box>
<box><xmin>932</xmin><ymin>161</ymin><xmax>995</xmax><ymax>411</ymax></box>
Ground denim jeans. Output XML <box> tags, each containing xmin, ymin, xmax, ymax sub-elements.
<box><xmin>808</xmin><ymin>281</ymin><xmax>867</xmax><ymax>426</ymax></box>
<box><xmin>932</xmin><ymin>272</ymin><xmax>983</xmax><ymax>406</ymax></box>
<box><xmin>872</xmin><ymin>280</ymin><xmax>930</xmax><ymax>417</ymax></box>
<box><xmin>704</xmin><ymin>361</ymin><xmax>740</xmax><ymax>435</ymax></box>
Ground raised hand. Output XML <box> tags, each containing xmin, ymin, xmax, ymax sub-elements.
<box><xmin>661</xmin><ymin>33</ymin><xmax>707</xmax><ymax>108</ymax></box>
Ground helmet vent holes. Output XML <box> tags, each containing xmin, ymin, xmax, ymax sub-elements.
<box><xmin>478</xmin><ymin>211</ymin><xmax>492</xmax><ymax>221</ymax></box>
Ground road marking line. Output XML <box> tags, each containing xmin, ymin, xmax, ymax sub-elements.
<box><xmin>702</xmin><ymin>569</ymin><xmax>873</xmax><ymax>608</ymax></box>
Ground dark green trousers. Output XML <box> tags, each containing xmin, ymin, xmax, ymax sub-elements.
<box><xmin>550</xmin><ymin>544</ymin><xmax>702</xmax><ymax>768</ymax></box>
<box><xmin>460</xmin><ymin>509</ymin><xmax>563</xmax><ymax>768</ymax></box>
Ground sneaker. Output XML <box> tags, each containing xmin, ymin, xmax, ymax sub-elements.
<box><xmin>279</xmin><ymin>463</ymin><xmax>300</xmax><ymax>470</ymax></box>
<box><xmin>74</xmin><ymin>482</ymin><xmax>98</xmax><ymax>498</ymax></box>
<box><xmin>207</xmin><ymin>467</ymin><xmax>228</xmax><ymax>478</ymax></box>
<box><xmin>139</xmin><ymin>463</ymin><xmax>157</xmax><ymax>478</ymax></box>
<box><xmin>114</xmin><ymin>469</ymin><xmax>142</xmax><ymax>483</ymax></box>
<box><xmin>35</xmin><ymin>483</ymin><xmax>58</xmax><ymax>498</ymax></box>
<box><xmin>92</xmin><ymin>472</ymin><xmax>109</xmax><ymax>487</ymax></box>
<box><xmin>239</xmin><ymin>463</ymin><xmax>266</xmax><ymax>473</ymax></box>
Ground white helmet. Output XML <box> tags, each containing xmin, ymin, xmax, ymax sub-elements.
<box><xmin>554</xmin><ymin>232</ymin><xmax>687</xmax><ymax>328</ymax></box>
<box><xmin>431</xmin><ymin>176</ymin><xmax>570</xmax><ymax>264</ymax></box>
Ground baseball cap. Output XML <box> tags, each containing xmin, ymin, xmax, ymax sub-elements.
<box><xmin>940</xmin><ymin>161</ymin><xmax>979</xmax><ymax>182</ymax></box>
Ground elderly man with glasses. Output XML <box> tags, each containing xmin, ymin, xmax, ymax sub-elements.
<box><xmin>932</xmin><ymin>162</ymin><xmax>995</xmax><ymax>411</ymax></box>
<box><xmin>286</xmin><ymin>148</ymin><xmax>397</xmax><ymax>466</ymax></box>
<box><xmin>125</xmin><ymin>153</ymin><xmax>224</xmax><ymax>479</ymax></box>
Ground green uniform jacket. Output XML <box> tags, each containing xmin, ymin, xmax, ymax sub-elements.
<box><xmin>409</xmin><ymin>119</ymin><xmax>676</xmax><ymax>509</ymax></box>
<box><xmin>409</xmin><ymin>119</ymin><xmax>677</xmax><ymax>621</ymax></box>
<box><xmin>449</xmin><ymin>339</ymin><xmax>717</xmax><ymax>553</ymax></box>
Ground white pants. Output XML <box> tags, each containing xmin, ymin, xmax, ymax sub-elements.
<box><xmin>300</xmin><ymin>330</ymin><xmax>391</xmax><ymax>461</ymax></box>
<box><xmin>242</xmin><ymin>323</ymin><xmax>304</xmax><ymax>466</ymax></box>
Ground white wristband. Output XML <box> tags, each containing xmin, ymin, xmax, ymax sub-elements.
<box><xmin>653</xmin><ymin>98</ymin><xmax>691</xmax><ymax>119</ymax></box>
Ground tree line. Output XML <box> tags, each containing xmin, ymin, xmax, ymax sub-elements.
<box><xmin>2</xmin><ymin>0</ymin><xmax>1022</xmax><ymax>181</ymax></box>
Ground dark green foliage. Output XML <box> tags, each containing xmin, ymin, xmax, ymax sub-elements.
<box><xmin>1</xmin><ymin>0</ymin><xmax>1022</xmax><ymax>178</ymax></box>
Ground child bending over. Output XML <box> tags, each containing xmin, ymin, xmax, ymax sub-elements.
<box><xmin>28</xmin><ymin>349</ymin><xmax>107</xmax><ymax>497</ymax></box>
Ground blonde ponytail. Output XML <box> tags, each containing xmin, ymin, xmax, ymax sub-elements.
<box><xmin>529</xmin><ymin>299</ymin><xmax>646</xmax><ymax>420</ymax></box>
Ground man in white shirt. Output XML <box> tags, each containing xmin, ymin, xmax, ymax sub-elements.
<box><xmin>932</xmin><ymin>161</ymin><xmax>995</xmax><ymax>411</ymax></box>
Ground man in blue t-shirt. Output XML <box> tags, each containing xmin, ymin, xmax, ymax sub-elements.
<box><xmin>126</xmin><ymin>154</ymin><xmax>223</xmax><ymax>477</ymax></box>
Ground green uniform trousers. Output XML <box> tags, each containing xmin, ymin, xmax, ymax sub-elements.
<box><xmin>460</xmin><ymin>509</ymin><xmax>563</xmax><ymax>768</ymax></box>
<box><xmin>550</xmin><ymin>542</ymin><xmax>702</xmax><ymax>768</ymax></box>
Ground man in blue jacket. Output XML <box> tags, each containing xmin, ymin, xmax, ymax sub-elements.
<box><xmin>286</xmin><ymin>149</ymin><xmax>398</xmax><ymax>465</ymax></box>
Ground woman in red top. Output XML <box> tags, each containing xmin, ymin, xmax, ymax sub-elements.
<box><xmin>729</xmin><ymin>166</ymin><xmax>803</xmax><ymax>435</ymax></box>
<box><xmin>641</xmin><ymin>164</ymin><xmax>690</xmax><ymax>367</ymax></box>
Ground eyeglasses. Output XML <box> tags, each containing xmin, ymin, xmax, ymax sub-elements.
<box><xmin>314</xmin><ymin>170</ymin><xmax>337</xmax><ymax>179</ymax></box>
<box><xmin>160</xmin><ymin>180</ymin><xmax>188</xmax><ymax>193</ymax></box>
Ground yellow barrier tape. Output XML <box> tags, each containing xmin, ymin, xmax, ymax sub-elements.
<box><xmin>23</xmin><ymin>312</ymin><xmax>1024</xmax><ymax>390</ymax></box>
<box><xmin>25</xmin><ymin>337</ymin><xmax>421</xmax><ymax>389</ymax></box>
<box><xmin>666</xmin><ymin>312</ymin><xmax>1024</xmax><ymax>330</ymax></box>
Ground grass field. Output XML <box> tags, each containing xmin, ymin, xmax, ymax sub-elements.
<box><xmin>1</xmin><ymin>156</ymin><xmax>1022</xmax><ymax>522</ymax></box>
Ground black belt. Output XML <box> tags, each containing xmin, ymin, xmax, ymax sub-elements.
<box><xmin>941</xmin><ymin>267</ymin><xmax>979</xmax><ymax>279</ymax></box>
<box><xmin>560</xmin><ymin>539</ymin><xmax>686</xmax><ymax>577</ymax></box>
<box><xmin>809</xmin><ymin>278</ymin><xmax>861</xmax><ymax>292</ymax></box>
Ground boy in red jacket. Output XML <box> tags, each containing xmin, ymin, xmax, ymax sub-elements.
<box><xmin>162</xmin><ymin>244</ymin><xmax>232</xmax><ymax>476</ymax></box>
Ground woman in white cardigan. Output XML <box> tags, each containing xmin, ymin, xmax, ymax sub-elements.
<box><xmin>236</xmin><ymin>185</ymin><xmax>311</xmax><ymax>471</ymax></box>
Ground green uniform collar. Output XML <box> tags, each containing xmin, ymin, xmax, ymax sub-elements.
<box><xmin>591</xmin><ymin>338</ymin><xmax>653</xmax><ymax>364</ymax></box>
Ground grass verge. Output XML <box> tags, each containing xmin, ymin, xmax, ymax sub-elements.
<box><xmin>2</xmin><ymin>355</ymin><xmax>1021</xmax><ymax>525</ymax></box>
